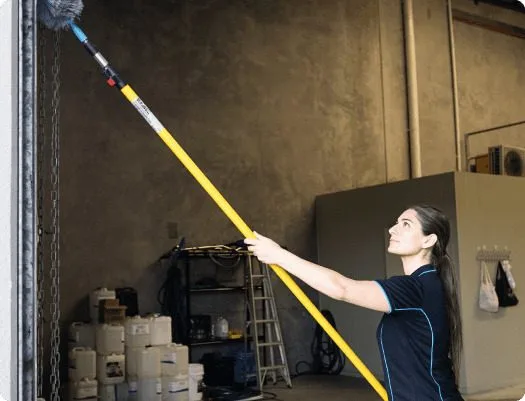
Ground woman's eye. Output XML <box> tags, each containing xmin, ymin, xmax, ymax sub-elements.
<box><xmin>403</xmin><ymin>222</ymin><xmax>409</xmax><ymax>227</ymax></box>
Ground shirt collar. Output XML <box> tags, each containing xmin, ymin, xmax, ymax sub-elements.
<box><xmin>411</xmin><ymin>264</ymin><xmax>436</xmax><ymax>277</ymax></box>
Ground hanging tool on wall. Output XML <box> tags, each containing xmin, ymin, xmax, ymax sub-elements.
<box><xmin>36</xmin><ymin>1</ymin><xmax>387</xmax><ymax>399</ymax></box>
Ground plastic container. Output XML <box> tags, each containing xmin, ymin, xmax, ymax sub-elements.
<box><xmin>115</xmin><ymin>381</ymin><xmax>131</xmax><ymax>401</ymax></box>
<box><xmin>157</xmin><ymin>343</ymin><xmax>189</xmax><ymax>377</ymax></box>
<box><xmin>137</xmin><ymin>377</ymin><xmax>162</xmax><ymax>401</ymax></box>
<box><xmin>126</xmin><ymin>346</ymin><xmax>158</xmax><ymax>379</ymax></box>
<box><xmin>127</xmin><ymin>380</ymin><xmax>139</xmax><ymax>401</ymax></box>
<box><xmin>214</xmin><ymin>316</ymin><xmax>228</xmax><ymax>339</ymax></box>
<box><xmin>126</xmin><ymin>346</ymin><xmax>161</xmax><ymax>378</ymax></box>
<box><xmin>97</xmin><ymin>353</ymin><xmax>126</xmax><ymax>385</ymax></box>
<box><xmin>125</xmin><ymin>346</ymin><xmax>139</xmax><ymax>378</ymax></box>
<box><xmin>90</xmin><ymin>287</ymin><xmax>116</xmax><ymax>323</ymax></box>
<box><xmin>99</xmin><ymin>298</ymin><xmax>127</xmax><ymax>324</ymax></box>
<box><xmin>125</xmin><ymin>316</ymin><xmax>151</xmax><ymax>347</ymax></box>
<box><xmin>96</xmin><ymin>324</ymin><xmax>125</xmax><ymax>355</ymax></box>
<box><xmin>189</xmin><ymin>364</ymin><xmax>204</xmax><ymax>401</ymax></box>
<box><xmin>68</xmin><ymin>322</ymin><xmax>95</xmax><ymax>350</ymax></box>
<box><xmin>68</xmin><ymin>347</ymin><xmax>96</xmax><ymax>381</ymax></box>
<box><xmin>69</xmin><ymin>378</ymin><xmax>98</xmax><ymax>400</ymax></box>
<box><xmin>99</xmin><ymin>384</ymin><xmax>116</xmax><ymax>401</ymax></box>
<box><xmin>148</xmin><ymin>314</ymin><xmax>172</xmax><ymax>346</ymax></box>
<box><xmin>162</xmin><ymin>374</ymin><xmax>189</xmax><ymax>401</ymax></box>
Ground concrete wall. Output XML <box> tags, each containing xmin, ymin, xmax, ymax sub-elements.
<box><xmin>54</xmin><ymin>0</ymin><xmax>407</xmax><ymax>374</ymax></box>
<box><xmin>407</xmin><ymin>0</ymin><xmax>525</xmax><ymax>173</ymax></box>
<box><xmin>413</xmin><ymin>0</ymin><xmax>459</xmax><ymax>175</ymax></box>
<box><xmin>455</xmin><ymin>173</ymin><xmax>525</xmax><ymax>395</ymax></box>
<box><xmin>453</xmin><ymin>0</ymin><xmax>525</xmax><ymax>161</ymax></box>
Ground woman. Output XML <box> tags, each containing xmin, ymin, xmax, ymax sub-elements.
<box><xmin>245</xmin><ymin>204</ymin><xmax>463</xmax><ymax>401</ymax></box>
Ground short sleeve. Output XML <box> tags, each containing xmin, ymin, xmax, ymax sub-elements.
<box><xmin>374</xmin><ymin>275</ymin><xmax>423</xmax><ymax>312</ymax></box>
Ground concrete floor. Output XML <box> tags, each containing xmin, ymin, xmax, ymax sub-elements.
<box><xmin>268</xmin><ymin>375</ymin><xmax>377</xmax><ymax>400</ymax></box>
<box><xmin>265</xmin><ymin>375</ymin><xmax>522</xmax><ymax>401</ymax></box>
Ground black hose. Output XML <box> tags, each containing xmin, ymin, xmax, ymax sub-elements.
<box><xmin>157</xmin><ymin>237</ymin><xmax>187</xmax><ymax>343</ymax></box>
<box><xmin>293</xmin><ymin>309</ymin><xmax>345</xmax><ymax>377</ymax></box>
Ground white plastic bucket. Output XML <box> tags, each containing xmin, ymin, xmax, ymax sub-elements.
<box><xmin>125</xmin><ymin>316</ymin><xmax>151</xmax><ymax>347</ymax></box>
<box><xmin>148</xmin><ymin>314</ymin><xmax>172</xmax><ymax>346</ymax></box>
<box><xmin>98</xmin><ymin>384</ymin><xmax>116</xmax><ymax>401</ymax></box>
<box><xmin>96</xmin><ymin>324</ymin><xmax>125</xmax><ymax>355</ymax></box>
<box><xmin>127</xmin><ymin>380</ymin><xmax>139</xmax><ymax>401</ymax></box>
<box><xmin>90</xmin><ymin>287</ymin><xmax>116</xmax><ymax>323</ymax></box>
<box><xmin>68</xmin><ymin>347</ymin><xmax>96</xmax><ymax>381</ymax></box>
<box><xmin>97</xmin><ymin>353</ymin><xmax>126</xmax><ymax>385</ymax></box>
<box><xmin>115</xmin><ymin>381</ymin><xmax>131</xmax><ymax>401</ymax></box>
<box><xmin>137</xmin><ymin>346</ymin><xmax>161</xmax><ymax>378</ymax></box>
<box><xmin>125</xmin><ymin>346</ymin><xmax>139</xmax><ymax>378</ymax></box>
<box><xmin>69</xmin><ymin>378</ymin><xmax>98</xmax><ymax>400</ymax></box>
<box><xmin>126</xmin><ymin>346</ymin><xmax>161</xmax><ymax>378</ymax></box>
<box><xmin>137</xmin><ymin>377</ymin><xmax>162</xmax><ymax>401</ymax></box>
<box><xmin>162</xmin><ymin>374</ymin><xmax>189</xmax><ymax>401</ymax></box>
<box><xmin>157</xmin><ymin>343</ymin><xmax>189</xmax><ymax>377</ymax></box>
<box><xmin>68</xmin><ymin>322</ymin><xmax>95</xmax><ymax>350</ymax></box>
<box><xmin>188</xmin><ymin>364</ymin><xmax>204</xmax><ymax>401</ymax></box>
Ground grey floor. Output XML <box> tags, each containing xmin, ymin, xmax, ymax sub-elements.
<box><xmin>267</xmin><ymin>375</ymin><xmax>377</xmax><ymax>400</ymax></box>
<box><xmin>266</xmin><ymin>375</ymin><xmax>519</xmax><ymax>401</ymax></box>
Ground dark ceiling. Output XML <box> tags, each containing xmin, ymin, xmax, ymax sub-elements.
<box><xmin>474</xmin><ymin>0</ymin><xmax>525</xmax><ymax>13</ymax></box>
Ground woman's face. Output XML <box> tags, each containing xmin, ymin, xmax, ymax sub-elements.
<box><xmin>388</xmin><ymin>209</ymin><xmax>430</xmax><ymax>256</ymax></box>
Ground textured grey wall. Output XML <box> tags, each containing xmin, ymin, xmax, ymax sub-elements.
<box><xmin>55</xmin><ymin>0</ymin><xmax>407</xmax><ymax>373</ymax></box>
<box><xmin>39</xmin><ymin>0</ymin><xmax>525</xmax><ymax>392</ymax></box>
<box><xmin>453</xmin><ymin>2</ymin><xmax>525</xmax><ymax>158</ymax></box>
<box><xmin>454</xmin><ymin>173</ymin><xmax>525</xmax><ymax>394</ymax></box>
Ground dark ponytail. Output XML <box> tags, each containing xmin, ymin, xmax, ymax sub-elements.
<box><xmin>410</xmin><ymin>205</ymin><xmax>463</xmax><ymax>382</ymax></box>
<box><xmin>435</xmin><ymin>251</ymin><xmax>462</xmax><ymax>381</ymax></box>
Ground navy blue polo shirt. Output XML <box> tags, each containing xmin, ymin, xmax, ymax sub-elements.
<box><xmin>375</xmin><ymin>264</ymin><xmax>463</xmax><ymax>401</ymax></box>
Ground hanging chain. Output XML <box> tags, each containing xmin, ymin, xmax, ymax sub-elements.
<box><xmin>36</xmin><ymin>23</ymin><xmax>47</xmax><ymax>398</ymax></box>
<box><xmin>49</xmin><ymin>29</ymin><xmax>62</xmax><ymax>401</ymax></box>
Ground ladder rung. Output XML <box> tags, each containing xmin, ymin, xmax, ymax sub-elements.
<box><xmin>258</xmin><ymin>341</ymin><xmax>282</xmax><ymax>347</ymax></box>
<box><xmin>260</xmin><ymin>364</ymin><xmax>287</xmax><ymax>370</ymax></box>
<box><xmin>247</xmin><ymin>261</ymin><xmax>292</xmax><ymax>388</ymax></box>
<box><xmin>249</xmin><ymin>319</ymin><xmax>277</xmax><ymax>324</ymax></box>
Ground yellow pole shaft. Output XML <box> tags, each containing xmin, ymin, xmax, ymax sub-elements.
<box><xmin>120</xmin><ymin>85</ymin><xmax>388</xmax><ymax>400</ymax></box>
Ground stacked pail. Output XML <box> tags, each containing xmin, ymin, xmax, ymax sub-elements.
<box><xmin>68</xmin><ymin>347</ymin><xmax>97</xmax><ymax>401</ymax></box>
<box><xmin>157</xmin><ymin>343</ymin><xmax>189</xmax><ymax>401</ymax></box>
<box><xmin>67</xmin><ymin>287</ymin><xmax>184</xmax><ymax>401</ymax></box>
<box><xmin>189</xmin><ymin>363</ymin><xmax>204</xmax><ymax>401</ymax></box>
<box><xmin>96</xmin><ymin>323</ymin><xmax>125</xmax><ymax>400</ymax></box>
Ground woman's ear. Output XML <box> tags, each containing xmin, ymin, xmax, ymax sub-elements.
<box><xmin>423</xmin><ymin>233</ymin><xmax>438</xmax><ymax>249</ymax></box>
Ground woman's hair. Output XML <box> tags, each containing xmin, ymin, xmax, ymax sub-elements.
<box><xmin>410</xmin><ymin>204</ymin><xmax>462</xmax><ymax>381</ymax></box>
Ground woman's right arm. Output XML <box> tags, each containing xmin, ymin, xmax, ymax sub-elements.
<box><xmin>245</xmin><ymin>233</ymin><xmax>390</xmax><ymax>313</ymax></box>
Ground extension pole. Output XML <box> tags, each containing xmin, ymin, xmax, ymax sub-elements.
<box><xmin>69</xmin><ymin>22</ymin><xmax>387</xmax><ymax>401</ymax></box>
